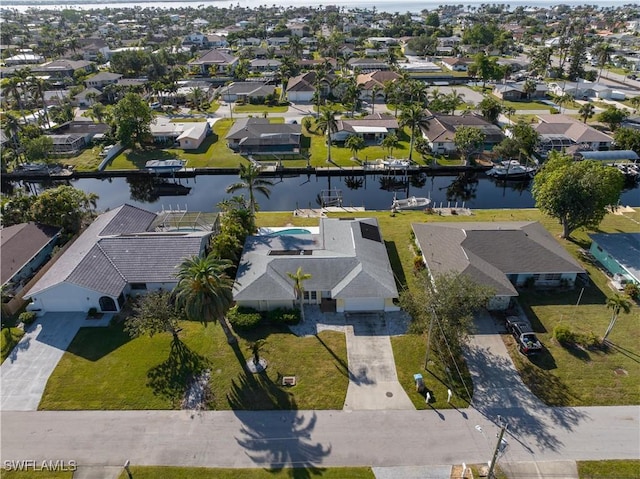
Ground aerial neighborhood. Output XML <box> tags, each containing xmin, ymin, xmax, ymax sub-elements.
<box><xmin>0</xmin><ymin>2</ymin><xmax>638</xmax><ymax>478</ymax></box>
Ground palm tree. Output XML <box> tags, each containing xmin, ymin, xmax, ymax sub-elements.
<box><xmin>603</xmin><ymin>294</ymin><xmax>632</xmax><ymax>342</ymax></box>
<box><xmin>5</xmin><ymin>77</ymin><xmax>27</xmax><ymax>124</ymax></box>
<box><xmin>345</xmin><ymin>135</ymin><xmax>365</xmax><ymax>161</ymax></box>
<box><xmin>287</xmin><ymin>267</ymin><xmax>312</xmax><ymax>322</ymax></box>
<box><xmin>399</xmin><ymin>104</ymin><xmax>431</xmax><ymax>163</ymax></box>
<box><xmin>226</xmin><ymin>162</ymin><xmax>274</xmax><ymax>216</ymax></box>
<box><xmin>28</xmin><ymin>76</ymin><xmax>50</xmax><ymax>127</ymax></box>
<box><xmin>381</xmin><ymin>133</ymin><xmax>399</xmax><ymax>158</ymax></box>
<box><xmin>173</xmin><ymin>254</ymin><xmax>236</xmax><ymax>344</ymax></box>
<box><xmin>316</xmin><ymin>106</ymin><xmax>340</xmax><ymax>164</ymax></box>
<box><xmin>578</xmin><ymin>102</ymin><xmax>595</xmax><ymax>123</ymax></box>
<box><xmin>593</xmin><ymin>42</ymin><xmax>615</xmax><ymax>81</ymax></box>
<box><xmin>1</xmin><ymin>112</ymin><xmax>23</xmax><ymax>160</ymax></box>
<box><xmin>523</xmin><ymin>79</ymin><xmax>537</xmax><ymax>100</ymax></box>
<box><xmin>445</xmin><ymin>89</ymin><xmax>466</xmax><ymax>115</ymax></box>
<box><xmin>553</xmin><ymin>93</ymin><xmax>572</xmax><ymax>115</ymax></box>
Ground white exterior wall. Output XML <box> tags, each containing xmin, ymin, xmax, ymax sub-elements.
<box><xmin>287</xmin><ymin>91</ymin><xmax>314</xmax><ymax>103</ymax></box>
<box><xmin>429</xmin><ymin>140</ymin><xmax>456</xmax><ymax>155</ymax></box>
<box><xmin>28</xmin><ymin>283</ymin><xmax>116</xmax><ymax>313</ymax></box>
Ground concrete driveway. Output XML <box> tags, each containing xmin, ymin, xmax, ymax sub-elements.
<box><xmin>1</xmin><ymin>312</ymin><xmax>110</xmax><ymax>411</ymax></box>
<box><xmin>343</xmin><ymin>314</ymin><xmax>414</xmax><ymax>411</ymax></box>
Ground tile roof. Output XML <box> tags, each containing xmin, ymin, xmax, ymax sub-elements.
<box><xmin>25</xmin><ymin>204</ymin><xmax>211</xmax><ymax>297</ymax></box>
<box><xmin>412</xmin><ymin>221</ymin><xmax>585</xmax><ymax>296</ymax></box>
<box><xmin>234</xmin><ymin>218</ymin><xmax>398</xmax><ymax>301</ymax></box>
<box><xmin>535</xmin><ymin>114</ymin><xmax>613</xmax><ymax>143</ymax></box>
<box><xmin>423</xmin><ymin>114</ymin><xmax>505</xmax><ymax>144</ymax></box>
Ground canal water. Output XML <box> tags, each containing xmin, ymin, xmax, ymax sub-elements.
<box><xmin>13</xmin><ymin>171</ymin><xmax>640</xmax><ymax>212</ymax></box>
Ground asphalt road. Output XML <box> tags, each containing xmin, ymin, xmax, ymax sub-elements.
<box><xmin>1</xmin><ymin>406</ymin><xmax>638</xmax><ymax>468</ymax></box>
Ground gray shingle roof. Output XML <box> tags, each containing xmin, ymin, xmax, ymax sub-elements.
<box><xmin>25</xmin><ymin>204</ymin><xmax>211</xmax><ymax>298</ymax></box>
<box><xmin>412</xmin><ymin>221</ymin><xmax>585</xmax><ymax>296</ymax></box>
<box><xmin>233</xmin><ymin>218</ymin><xmax>398</xmax><ymax>301</ymax></box>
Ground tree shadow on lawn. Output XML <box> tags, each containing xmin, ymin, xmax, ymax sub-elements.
<box><xmin>147</xmin><ymin>338</ymin><xmax>209</xmax><ymax>407</ymax></box>
<box><xmin>66</xmin><ymin>324</ymin><xmax>133</xmax><ymax>361</ymax></box>
<box><xmin>234</xmin><ymin>409</ymin><xmax>331</xmax><ymax>479</ymax></box>
<box><xmin>314</xmin><ymin>334</ymin><xmax>373</xmax><ymax>386</ymax></box>
<box><xmin>605</xmin><ymin>341</ymin><xmax>640</xmax><ymax>364</ymax></box>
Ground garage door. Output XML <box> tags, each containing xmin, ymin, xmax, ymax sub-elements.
<box><xmin>344</xmin><ymin>297</ymin><xmax>385</xmax><ymax>312</ymax></box>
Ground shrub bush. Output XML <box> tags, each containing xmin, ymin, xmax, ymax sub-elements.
<box><xmin>553</xmin><ymin>324</ymin><xmax>577</xmax><ymax>345</ymax></box>
<box><xmin>19</xmin><ymin>311</ymin><xmax>37</xmax><ymax>325</ymax></box>
<box><xmin>413</xmin><ymin>255</ymin><xmax>425</xmax><ymax>271</ymax></box>
<box><xmin>580</xmin><ymin>331</ymin><xmax>601</xmax><ymax>349</ymax></box>
<box><xmin>267</xmin><ymin>308</ymin><xmax>301</xmax><ymax>325</ymax></box>
<box><xmin>624</xmin><ymin>283</ymin><xmax>639</xmax><ymax>301</ymax></box>
<box><xmin>227</xmin><ymin>306</ymin><xmax>263</xmax><ymax>331</ymax></box>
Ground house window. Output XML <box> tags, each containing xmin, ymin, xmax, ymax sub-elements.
<box><xmin>543</xmin><ymin>273</ymin><xmax>562</xmax><ymax>281</ymax></box>
<box><xmin>310</xmin><ymin>291</ymin><xmax>317</xmax><ymax>300</ymax></box>
<box><xmin>99</xmin><ymin>296</ymin><xmax>117</xmax><ymax>312</ymax></box>
<box><xmin>131</xmin><ymin>283</ymin><xmax>147</xmax><ymax>290</ymax></box>
<box><xmin>303</xmin><ymin>291</ymin><xmax>310</xmax><ymax>300</ymax></box>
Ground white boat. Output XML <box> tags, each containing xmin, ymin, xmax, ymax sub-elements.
<box><xmin>486</xmin><ymin>161</ymin><xmax>536</xmax><ymax>180</ymax></box>
<box><xmin>145</xmin><ymin>159</ymin><xmax>186</xmax><ymax>174</ymax></box>
<box><xmin>381</xmin><ymin>158</ymin><xmax>411</xmax><ymax>168</ymax></box>
<box><xmin>391</xmin><ymin>195</ymin><xmax>431</xmax><ymax>210</ymax></box>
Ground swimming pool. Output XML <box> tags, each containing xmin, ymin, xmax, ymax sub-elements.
<box><xmin>268</xmin><ymin>228</ymin><xmax>312</xmax><ymax>236</ymax></box>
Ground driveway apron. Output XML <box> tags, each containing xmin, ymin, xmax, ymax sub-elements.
<box><xmin>343</xmin><ymin>314</ymin><xmax>414</xmax><ymax>411</ymax></box>
<box><xmin>464</xmin><ymin>311</ymin><xmax>545</xmax><ymax>415</ymax></box>
<box><xmin>1</xmin><ymin>312</ymin><xmax>110</xmax><ymax>411</ymax></box>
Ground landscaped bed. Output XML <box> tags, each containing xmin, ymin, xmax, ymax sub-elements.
<box><xmin>118</xmin><ymin>466</ymin><xmax>374</xmax><ymax>479</ymax></box>
<box><xmin>1</xmin><ymin>327</ymin><xmax>25</xmax><ymax>364</ymax></box>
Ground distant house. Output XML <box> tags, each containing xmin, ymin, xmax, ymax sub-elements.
<box><xmin>233</xmin><ymin>218</ymin><xmax>399</xmax><ymax>313</ymax></box>
<box><xmin>412</xmin><ymin>221</ymin><xmax>586</xmax><ymax>310</ymax></box>
<box><xmin>4</xmin><ymin>52</ymin><xmax>44</xmax><ymax>66</ymax></box>
<box><xmin>190</xmin><ymin>49</ymin><xmax>238</xmax><ymax>75</ymax></box>
<box><xmin>332</xmin><ymin>113</ymin><xmax>399</xmax><ymax>144</ymax></box>
<box><xmin>47</xmin><ymin>121</ymin><xmax>109</xmax><ymax>154</ymax></box>
<box><xmin>1</xmin><ymin>222</ymin><xmax>61</xmax><ymax>294</ymax></box>
<box><xmin>249</xmin><ymin>59</ymin><xmax>282</xmax><ymax>73</ymax></box>
<box><xmin>24</xmin><ymin>205</ymin><xmax>215</xmax><ymax>314</ymax></box>
<box><xmin>225</xmin><ymin>118</ymin><xmax>302</xmax><ymax>155</ymax></box>
<box><xmin>32</xmin><ymin>59</ymin><xmax>94</xmax><ymax>79</ymax></box>
<box><xmin>73</xmin><ymin>87</ymin><xmax>102</xmax><ymax>107</ymax></box>
<box><xmin>589</xmin><ymin>233</ymin><xmax>640</xmax><ymax>288</ymax></box>
<box><xmin>548</xmin><ymin>80</ymin><xmax>625</xmax><ymax>101</ymax></box>
<box><xmin>85</xmin><ymin>72</ymin><xmax>123</xmax><ymax>89</ymax></box>
<box><xmin>493</xmin><ymin>81</ymin><xmax>547</xmax><ymax>101</ymax></box>
<box><xmin>441</xmin><ymin>57</ymin><xmax>471</xmax><ymax>72</ymax></box>
<box><xmin>534</xmin><ymin>114</ymin><xmax>613</xmax><ymax>154</ymax></box>
<box><xmin>182</xmin><ymin>32</ymin><xmax>210</xmax><ymax>48</ymax></box>
<box><xmin>150</xmin><ymin>117</ymin><xmax>211</xmax><ymax>150</ymax></box>
<box><xmin>43</xmin><ymin>90</ymin><xmax>71</xmax><ymax>107</ymax></box>
<box><xmin>422</xmin><ymin>113</ymin><xmax>505</xmax><ymax>155</ymax></box>
<box><xmin>356</xmin><ymin>70</ymin><xmax>399</xmax><ymax>101</ymax></box>
<box><xmin>347</xmin><ymin>58</ymin><xmax>390</xmax><ymax>72</ymax></box>
<box><xmin>286</xmin><ymin>71</ymin><xmax>335</xmax><ymax>103</ymax></box>
<box><xmin>218</xmin><ymin>82</ymin><xmax>275</xmax><ymax>102</ymax></box>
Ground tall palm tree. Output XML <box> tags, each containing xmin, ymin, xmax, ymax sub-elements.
<box><xmin>226</xmin><ymin>162</ymin><xmax>274</xmax><ymax>215</ymax></box>
<box><xmin>173</xmin><ymin>254</ymin><xmax>236</xmax><ymax>344</ymax></box>
<box><xmin>578</xmin><ymin>102</ymin><xmax>595</xmax><ymax>123</ymax></box>
<box><xmin>345</xmin><ymin>135</ymin><xmax>365</xmax><ymax>161</ymax></box>
<box><xmin>28</xmin><ymin>76</ymin><xmax>50</xmax><ymax>127</ymax></box>
<box><xmin>603</xmin><ymin>294</ymin><xmax>632</xmax><ymax>342</ymax></box>
<box><xmin>399</xmin><ymin>104</ymin><xmax>431</xmax><ymax>163</ymax></box>
<box><xmin>287</xmin><ymin>267</ymin><xmax>312</xmax><ymax>322</ymax></box>
<box><xmin>593</xmin><ymin>42</ymin><xmax>615</xmax><ymax>81</ymax></box>
<box><xmin>316</xmin><ymin>106</ymin><xmax>340</xmax><ymax>164</ymax></box>
<box><xmin>5</xmin><ymin>77</ymin><xmax>27</xmax><ymax>124</ymax></box>
<box><xmin>1</xmin><ymin>112</ymin><xmax>23</xmax><ymax>159</ymax></box>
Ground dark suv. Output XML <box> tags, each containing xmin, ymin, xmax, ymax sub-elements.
<box><xmin>505</xmin><ymin>316</ymin><xmax>542</xmax><ymax>355</ymax></box>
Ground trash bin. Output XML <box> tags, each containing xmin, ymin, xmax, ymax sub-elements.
<box><xmin>413</xmin><ymin>373</ymin><xmax>425</xmax><ymax>393</ymax></box>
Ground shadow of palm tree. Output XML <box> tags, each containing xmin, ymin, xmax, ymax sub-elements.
<box><xmin>147</xmin><ymin>338</ymin><xmax>209</xmax><ymax>406</ymax></box>
<box><xmin>234</xmin><ymin>410</ymin><xmax>331</xmax><ymax>479</ymax></box>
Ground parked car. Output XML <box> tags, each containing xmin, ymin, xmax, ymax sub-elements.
<box><xmin>505</xmin><ymin>316</ymin><xmax>543</xmax><ymax>355</ymax></box>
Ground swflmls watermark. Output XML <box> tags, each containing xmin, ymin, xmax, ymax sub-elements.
<box><xmin>4</xmin><ymin>460</ymin><xmax>77</xmax><ymax>471</ymax></box>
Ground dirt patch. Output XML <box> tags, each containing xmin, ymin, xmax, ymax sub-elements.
<box><xmin>614</xmin><ymin>368</ymin><xmax>628</xmax><ymax>376</ymax></box>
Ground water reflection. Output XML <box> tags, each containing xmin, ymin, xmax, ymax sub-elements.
<box><xmin>444</xmin><ymin>172</ymin><xmax>479</xmax><ymax>203</ymax></box>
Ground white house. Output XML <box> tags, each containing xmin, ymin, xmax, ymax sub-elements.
<box><xmin>24</xmin><ymin>205</ymin><xmax>214</xmax><ymax>314</ymax></box>
<box><xmin>150</xmin><ymin>117</ymin><xmax>211</xmax><ymax>149</ymax></box>
<box><xmin>233</xmin><ymin>218</ymin><xmax>399</xmax><ymax>313</ymax></box>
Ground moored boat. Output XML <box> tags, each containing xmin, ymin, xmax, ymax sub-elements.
<box><xmin>391</xmin><ymin>195</ymin><xmax>431</xmax><ymax>210</ymax></box>
<box><xmin>486</xmin><ymin>161</ymin><xmax>536</xmax><ymax>180</ymax></box>
<box><xmin>145</xmin><ymin>159</ymin><xmax>186</xmax><ymax>174</ymax></box>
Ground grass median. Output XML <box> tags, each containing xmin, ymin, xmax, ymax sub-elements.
<box><xmin>118</xmin><ymin>467</ymin><xmax>374</xmax><ymax>478</ymax></box>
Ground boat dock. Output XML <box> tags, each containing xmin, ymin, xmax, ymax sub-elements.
<box><xmin>293</xmin><ymin>206</ymin><xmax>366</xmax><ymax>217</ymax></box>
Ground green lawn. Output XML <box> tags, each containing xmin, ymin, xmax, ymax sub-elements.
<box><xmin>306</xmin><ymin>123</ymin><xmax>428</xmax><ymax>168</ymax></box>
<box><xmin>1</xmin><ymin>327</ymin><xmax>25</xmax><ymax>364</ymax></box>
<box><xmin>577</xmin><ymin>460</ymin><xmax>640</xmax><ymax>479</ymax></box>
<box><xmin>57</xmin><ymin>146</ymin><xmax>103</xmax><ymax>171</ymax></box>
<box><xmin>119</xmin><ymin>467</ymin><xmax>374</xmax><ymax>479</ymax></box>
<box><xmin>489</xmin><ymin>95</ymin><xmax>553</xmax><ymax>111</ymax></box>
<box><xmin>234</xmin><ymin>104</ymin><xmax>289</xmax><ymax>113</ymax></box>
<box><xmin>39</xmin><ymin>320</ymin><xmax>348</xmax><ymax>410</ymax></box>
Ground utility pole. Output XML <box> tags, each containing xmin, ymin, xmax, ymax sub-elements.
<box><xmin>487</xmin><ymin>425</ymin><xmax>507</xmax><ymax>479</ymax></box>
<box><xmin>424</xmin><ymin>306</ymin><xmax>437</xmax><ymax>369</ymax></box>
